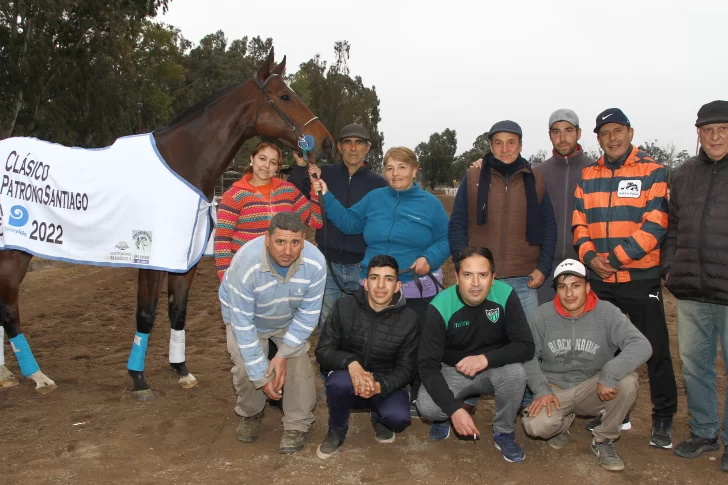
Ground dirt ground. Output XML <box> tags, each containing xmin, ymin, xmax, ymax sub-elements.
<box><xmin>1</xmin><ymin>195</ymin><xmax>726</xmax><ymax>485</ymax></box>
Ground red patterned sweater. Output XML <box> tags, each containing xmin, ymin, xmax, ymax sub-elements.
<box><xmin>214</xmin><ymin>174</ymin><xmax>322</xmax><ymax>280</ymax></box>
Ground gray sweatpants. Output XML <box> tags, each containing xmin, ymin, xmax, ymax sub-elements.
<box><xmin>416</xmin><ymin>363</ymin><xmax>528</xmax><ymax>434</ymax></box>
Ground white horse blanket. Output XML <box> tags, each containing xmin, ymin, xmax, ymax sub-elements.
<box><xmin>0</xmin><ymin>133</ymin><xmax>214</xmax><ymax>272</ymax></box>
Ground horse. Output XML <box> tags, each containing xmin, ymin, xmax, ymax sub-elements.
<box><xmin>0</xmin><ymin>49</ymin><xmax>333</xmax><ymax>400</ymax></box>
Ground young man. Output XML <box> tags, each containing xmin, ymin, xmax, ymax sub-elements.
<box><xmin>219</xmin><ymin>212</ymin><xmax>326</xmax><ymax>454</ymax></box>
<box><xmin>662</xmin><ymin>100</ymin><xmax>728</xmax><ymax>472</ymax></box>
<box><xmin>521</xmin><ymin>259</ymin><xmax>652</xmax><ymax>471</ymax></box>
<box><xmin>314</xmin><ymin>255</ymin><xmax>419</xmax><ymax>459</ymax></box>
<box><xmin>573</xmin><ymin>108</ymin><xmax>677</xmax><ymax>448</ymax></box>
<box><xmin>417</xmin><ymin>247</ymin><xmax>535</xmax><ymax>463</ymax></box>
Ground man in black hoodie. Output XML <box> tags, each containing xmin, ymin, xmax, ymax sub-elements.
<box><xmin>315</xmin><ymin>255</ymin><xmax>420</xmax><ymax>459</ymax></box>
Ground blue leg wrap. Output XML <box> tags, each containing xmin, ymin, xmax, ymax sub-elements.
<box><xmin>9</xmin><ymin>333</ymin><xmax>40</xmax><ymax>378</ymax></box>
<box><xmin>127</xmin><ymin>331</ymin><xmax>149</xmax><ymax>372</ymax></box>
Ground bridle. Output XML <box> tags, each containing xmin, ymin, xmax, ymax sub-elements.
<box><xmin>254</xmin><ymin>74</ymin><xmax>322</xmax><ymax>159</ymax></box>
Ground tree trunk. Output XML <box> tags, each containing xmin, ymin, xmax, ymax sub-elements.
<box><xmin>0</xmin><ymin>89</ymin><xmax>23</xmax><ymax>140</ymax></box>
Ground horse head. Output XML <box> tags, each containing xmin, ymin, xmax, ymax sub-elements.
<box><xmin>254</xmin><ymin>49</ymin><xmax>333</xmax><ymax>162</ymax></box>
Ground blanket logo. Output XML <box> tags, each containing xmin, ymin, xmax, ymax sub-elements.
<box><xmin>485</xmin><ymin>308</ymin><xmax>500</xmax><ymax>323</ymax></box>
<box><xmin>617</xmin><ymin>179</ymin><xmax>642</xmax><ymax>198</ymax></box>
<box><xmin>8</xmin><ymin>205</ymin><xmax>29</xmax><ymax>227</ymax></box>
<box><xmin>132</xmin><ymin>230</ymin><xmax>152</xmax><ymax>264</ymax></box>
<box><xmin>115</xmin><ymin>241</ymin><xmax>129</xmax><ymax>250</ymax></box>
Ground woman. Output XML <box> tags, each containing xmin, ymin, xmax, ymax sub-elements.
<box><xmin>214</xmin><ymin>142</ymin><xmax>322</xmax><ymax>280</ymax></box>
<box><xmin>312</xmin><ymin>146</ymin><xmax>449</xmax><ymax>317</ymax></box>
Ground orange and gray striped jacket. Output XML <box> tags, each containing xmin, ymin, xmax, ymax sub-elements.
<box><xmin>572</xmin><ymin>145</ymin><xmax>668</xmax><ymax>283</ymax></box>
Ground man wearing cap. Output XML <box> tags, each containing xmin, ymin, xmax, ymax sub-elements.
<box><xmin>534</xmin><ymin>110</ymin><xmax>595</xmax><ymax>304</ymax></box>
<box><xmin>521</xmin><ymin>259</ymin><xmax>651</xmax><ymax>471</ymax></box>
<box><xmin>572</xmin><ymin>108</ymin><xmax>677</xmax><ymax>449</ymax></box>
<box><xmin>449</xmin><ymin>120</ymin><xmax>557</xmax><ymax>323</ymax></box>
<box><xmin>662</xmin><ymin>100</ymin><xmax>728</xmax><ymax>472</ymax></box>
<box><xmin>288</xmin><ymin>124</ymin><xmax>387</xmax><ymax>371</ymax></box>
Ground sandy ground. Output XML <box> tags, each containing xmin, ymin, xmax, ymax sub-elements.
<box><xmin>0</xmin><ymin>195</ymin><xmax>726</xmax><ymax>485</ymax></box>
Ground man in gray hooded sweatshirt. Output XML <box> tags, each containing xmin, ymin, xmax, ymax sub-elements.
<box><xmin>521</xmin><ymin>259</ymin><xmax>652</xmax><ymax>471</ymax></box>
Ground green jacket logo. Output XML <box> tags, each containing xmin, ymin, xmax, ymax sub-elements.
<box><xmin>454</xmin><ymin>320</ymin><xmax>470</xmax><ymax>328</ymax></box>
<box><xmin>485</xmin><ymin>308</ymin><xmax>500</xmax><ymax>323</ymax></box>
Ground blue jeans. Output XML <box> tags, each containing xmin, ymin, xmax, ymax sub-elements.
<box><xmin>501</xmin><ymin>276</ymin><xmax>538</xmax><ymax>408</ymax></box>
<box><xmin>677</xmin><ymin>298</ymin><xmax>728</xmax><ymax>444</ymax></box>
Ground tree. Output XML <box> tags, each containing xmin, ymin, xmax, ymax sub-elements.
<box><xmin>528</xmin><ymin>149</ymin><xmax>548</xmax><ymax>168</ymax></box>
<box><xmin>584</xmin><ymin>146</ymin><xmax>602</xmax><ymax>161</ymax></box>
<box><xmin>451</xmin><ymin>131</ymin><xmax>491</xmax><ymax>182</ymax></box>
<box><xmin>415</xmin><ymin>128</ymin><xmax>457</xmax><ymax>188</ymax></box>
<box><xmin>638</xmin><ymin>140</ymin><xmax>689</xmax><ymax>186</ymax></box>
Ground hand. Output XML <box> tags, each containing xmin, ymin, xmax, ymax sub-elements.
<box><xmin>307</xmin><ymin>164</ymin><xmax>322</xmax><ymax>180</ymax></box>
<box><xmin>312</xmin><ymin>178</ymin><xmax>329</xmax><ymax>195</ymax></box>
<box><xmin>410</xmin><ymin>257</ymin><xmax>431</xmax><ymax>276</ymax></box>
<box><xmin>266</xmin><ymin>356</ymin><xmax>287</xmax><ymax>394</ymax></box>
<box><xmin>597</xmin><ymin>383</ymin><xmax>618</xmax><ymax>401</ymax></box>
<box><xmin>451</xmin><ymin>408</ymin><xmax>481</xmax><ymax>438</ymax></box>
<box><xmin>471</xmin><ymin>158</ymin><xmax>483</xmax><ymax>169</ymax></box>
<box><xmin>455</xmin><ymin>355</ymin><xmax>488</xmax><ymax>377</ymax></box>
<box><xmin>527</xmin><ymin>269</ymin><xmax>546</xmax><ymax>289</ymax></box>
<box><xmin>528</xmin><ymin>394</ymin><xmax>561</xmax><ymax>417</ymax></box>
<box><xmin>348</xmin><ymin>361</ymin><xmax>375</xmax><ymax>396</ymax></box>
<box><xmin>293</xmin><ymin>151</ymin><xmax>308</xmax><ymax>167</ymax></box>
<box><xmin>262</xmin><ymin>380</ymin><xmax>282</xmax><ymax>400</ymax></box>
<box><xmin>358</xmin><ymin>381</ymin><xmax>382</xmax><ymax>399</ymax></box>
<box><xmin>589</xmin><ymin>256</ymin><xmax>617</xmax><ymax>280</ymax></box>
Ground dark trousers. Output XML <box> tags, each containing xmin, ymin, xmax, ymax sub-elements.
<box><xmin>590</xmin><ymin>278</ymin><xmax>678</xmax><ymax>418</ymax></box>
<box><xmin>326</xmin><ymin>370</ymin><xmax>411</xmax><ymax>432</ymax></box>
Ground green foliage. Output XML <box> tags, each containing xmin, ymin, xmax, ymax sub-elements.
<box><xmin>638</xmin><ymin>140</ymin><xmax>690</xmax><ymax>186</ymax></box>
<box><xmin>528</xmin><ymin>149</ymin><xmax>548</xmax><ymax>168</ymax></box>
<box><xmin>451</xmin><ymin>131</ymin><xmax>491</xmax><ymax>183</ymax></box>
<box><xmin>416</xmin><ymin>128</ymin><xmax>458</xmax><ymax>188</ymax></box>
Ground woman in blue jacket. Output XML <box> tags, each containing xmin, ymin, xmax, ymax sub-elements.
<box><xmin>312</xmin><ymin>146</ymin><xmax>450</xmax><ymax>318</ymax></box>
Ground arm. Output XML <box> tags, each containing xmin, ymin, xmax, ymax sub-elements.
<box><xmin>660</xmin><ymin>173</ymin><xmax>680</xmax><ymax>279</ymax></box>
<box><xmin>314</xmin><ymin>300</ymin><xmax>359</xmax><ymax>370</ymax></box>
<box><xmin>598</xmin><ymin>308</ymin><xmax>652</xmax><ymax>388</ymax></box>
<box><xmin>607</xmin><ymin>165</ymin><xmax>668</xmax><ymax>268</ymax></box>
<box><xmin>421</xmin><ymin>198</ymin><xmax>451</xmax><ymax>270</ymax></box>
<box><xmin>290</xmin><ymin>183</ymin><xmax>323</xmax><ymax>230</ymax></box>
<box><xmin>376</xmin><ymin>312</ymin><xmax>421</xmax><ymax>397</ymax></box>
<box><xmin>287</xmin><ymin>163</ymin><xmax>311</xmax><ymax>195</ymax></box>
<box><xmin>483</xmin><ymin>291</ymin><xmax>535</xmax><ymax>368</ymax></box>
<box><xmin>447</xmin><ymin>175</ymin><xmax>469</xmax><ymax>260</ymax></box>
<box><xmin>276</xmin><ymin>260</ymin><xmax>327</xmax><ymax>359</ymax></box>
<box><xmin>214</xmin><ymin>189</ymin><xmax>242</xmax><ymax>281</ymax></box>
<box><xmin>522</xmin><ymin>310</ymin><xmax>554</xmax><ymax>398</ymax></box>
<box><xmin>536</xmin><ymin>191</ymin><xmax>557</xmax><ymax>277</ymax></box>
<box><xmin>572</xmin><ymin>176</ymin><xmax>598</xmax><ymax>266</ymax></box>
<box><xmin>418</xmin><ymin>306</ymin><xmax>462</xmax><ymax>417</ymax></box>
<box><xmin>321</xmin><ymin>190</ymin><xmax>369</xmax><ymax>235</ymax></box>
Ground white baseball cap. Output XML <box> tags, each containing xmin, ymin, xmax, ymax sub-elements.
<box><xmin>553</xmin><ymin>259</ymin><xmax>587</xmax><ymax>280</ymax></box>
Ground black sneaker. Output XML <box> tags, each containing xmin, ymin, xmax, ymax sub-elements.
<box><xmin>721</xmin><ymin>449</ymin><xmax>727</xmax><ymax>472</ymax></box>
<box><xmin>673</xmin><ymin>433</ymin><xmax>720</xmax><ymax>458</ymax></box>
<box><xmin>585</xmin><ymin>412</ymin><xmax>631</xmax><ymax>432</ymax></box>
<box><xmin>371</xmin><ymin>413</ymin><xmax>395</xmax><ymax>443</ymax></box>
<box><xmin>316</xmin><ymin>428</ymin><xmax>347</xmax><ymax>459</ymax></box>
<box><xmin>649</xmin><ymin>417</ymin><xmax>673</xmax><ymax>449</ymax></box>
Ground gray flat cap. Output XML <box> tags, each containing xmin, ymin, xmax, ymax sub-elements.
<box><xmin>338</xmin><ymin>123</ymin><xmax>370</xmax><ymax>142</ymax></box>
<box><xmin>487</xmin><ymin>120</ymin><xmax>522</xmax><ymax>140</ymax></box>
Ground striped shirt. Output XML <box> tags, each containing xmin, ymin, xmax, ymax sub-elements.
<box><xmin>572</xmin><ymin>145</ymin><xmax>668</xmax><ymax>282</ymax></box>
<box><xmin>219</xmin><ymin>236</ymin><xmax>326</xmax><ymax>385</ymax></box>
<box><xmin>214</xmin><ymin>174</ymin><xmax>322</xmax><ymax>280</ymax></box>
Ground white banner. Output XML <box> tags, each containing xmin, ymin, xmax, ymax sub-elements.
<box><xmin>0</xmin><ymin>134</ymin><xmax>213</xmax><ymax>273</ymax></box>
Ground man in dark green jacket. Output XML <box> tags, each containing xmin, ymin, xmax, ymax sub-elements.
<box><xmin>417</xmin><ymin>247</ymin><xmax>535</xmax><ymax>463</ymax></box>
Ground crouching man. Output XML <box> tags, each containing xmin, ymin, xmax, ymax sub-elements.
<box><xmin>417</xmin><ymin>246</ymin><xmax>535</xmax><ymax>463</ymax></box>
<box><xmin>315</xmin><ymin>255</ymin><xmax>420</xmax><ymax>459</ymax></box>
<box><xmin>521</xmin><ymin>259</ymin><xmax>652</xmax><ymax>471</ymax></box>
<box><xmin>220</xmin><ymin>213</ymin><xmax>326</xmax><ymax>454</ymax></box>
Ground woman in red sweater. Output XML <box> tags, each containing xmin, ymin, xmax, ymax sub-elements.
<box><xmin>214</xmin><ymin>141</ymin><xmax>322</xmax><ymax>280</ymax></box>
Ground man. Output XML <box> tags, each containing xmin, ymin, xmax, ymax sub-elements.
<box><xmin>573</xmin><ymin>108</ymin><xmax>678</xmax><ymax>448</ymax></box>
<box><xmin>314</xmin><ymin>255</ymin><xmax>419</xmax><ymax>459</ymax></box>
<box><xmin>288</xmin><ymin>123</ymin><xmax>387</xmax><ymax>332</ymax></box>
<box><xmin>449</xmin><ymin>120</ymin><xmax>557</xmax><ymax>323</ymax></box>
<box><xmin>219</xmin><ymin>212</ymin><xmax>326</xmax><ymax>454</ymax></box>
<box><xmin>522</xmin><ymin>259</ymin><xmax>651</xmax><ymax>471</ymax></box>
<box><xmin>417</xmin><ymin>247</ymin><xmax>534</xmax><ymax>463</ymax></box>
<box><xmin>534</xmin><ymin>109</ymin><xmax>595</xmax><ymax>304</ymax></box>
<box><xmin>662</xmin><ymin>100</ymin><xmax>728</xmax><ymax>472</ymax></box>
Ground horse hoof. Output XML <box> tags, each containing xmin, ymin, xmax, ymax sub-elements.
<box><xmin>178</xmin><ymin>373</ymin><xmax>198</xmax><ymax>389</ymax></box>
<box><xmin>35</xmin><ymin>383</ymin><xmax>57</xmax><ymax>394</ymax></box>
<box><xmin>0</xmin><ymin>378</ymin><xmax>19</xmax><ymax>388</ymax></box>
<box><xmin>132</xmin><ymin>389</ymin><xmax>156</xmax><ymax>401</ymax></box>
<box><xmin>0</xmin><ymin>365</ymin><xmax>18</xmax><ymax>387</ymax></box>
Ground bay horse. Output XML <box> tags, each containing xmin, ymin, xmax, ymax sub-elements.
<box><xmin>0</xmin><ymin>49</ymin><xmax>333</xmax><ymax>400</ymax></box>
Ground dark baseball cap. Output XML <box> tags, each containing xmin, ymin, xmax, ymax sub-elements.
<box><xmin>338</xmin><ymin>123</ymin><xmax>370</xmax><ymax>142</ymax></box>
<box><xmin>487</xmin><ymin>120</ymin><xmax>522</xmax><ymax>140</ymax></box>
<box><xmin>695</xmin><ymin>100</ymin><xmax>728</xmax><ymax>128</ymax></box>
<box><xmin>594</xmin><ymin>108</ymin><xmax>630</xmax><ymax>134</ymax></box>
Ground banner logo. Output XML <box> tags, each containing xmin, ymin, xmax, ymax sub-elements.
<box><xmin>8</xmin><ymin>205</ymin><xmax>29</xmax><ymax>227</ymax></box>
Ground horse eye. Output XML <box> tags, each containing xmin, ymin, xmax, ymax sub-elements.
<box><xmin>280</xmin><ymin>94</ymin><xmax>291</xmax><ymax>102</ymax></box>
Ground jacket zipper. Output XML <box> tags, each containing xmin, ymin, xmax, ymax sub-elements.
<box><xmin>606</xmin><ymin>166</ymin><xmax>617</xmax><ymax>282</ymax></box>
<box><xmin>362</xmin><ymin>313</ymin><xmax>382</xmax><ymax>368</ymax></box>
<box><xmin>698</xmin><ymin>161</ymin><xmax>718</xmax><ymax>296</ymax></box>
<box><xmin>563</xmin><ymin>159</ymin><xmax>570</xmax><ymax>260</ymax></box>
<box><xmin>385</xmin><ymin>191</ymin><xmax>402</xmax><ymax>255</ymax></box>
<box><xmin>499</xmin><ymin>173</ymin><xmax>509</xmax><ymax>276</ymax></box>
<box><xmin>571</xmin><ymin>318</ymin><xmax>576</xmax><ymax>370</ymax></box>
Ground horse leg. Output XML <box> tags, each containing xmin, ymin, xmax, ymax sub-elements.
<box><xmin>167</xmin><ymin>265</ymin><xmax>198</xmax><ymax>389</ymax></box>
<box><xmin>128</xmin><ymin>269</ymin><xmax>165</xmax><ymax>401</ymax></box>
<box><xmin>0</xmin><ymin>250</ymin><xmax>56</xmax><ymax>393</ymax></box>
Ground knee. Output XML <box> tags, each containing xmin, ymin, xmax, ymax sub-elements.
<box><xmin>379</xmin><ymin>406</ymin><xmax>411</xmax><ymax>432</ymax></box>
<box><xmin>415</xmin><ymin>389</ymin><xmax>446</xmax><ymax>421</ymax></box>
<box><xmin>325</xmin><ymin>370</ymin><xmax>353</xmax><ymax>396</ymax></box>
<box><xmin>616</xmin><ymin>373</ymin><xmax>638</xmax><ymax>399</ymax></box>
<box><xmin>522</xmin><ymin>411</ymin><xmax>562</xmax><ymax>439</ymax></box>
<box><xmin>492</xmin><ymin>364</ymin><xmax>528</xmax><ymax>388</ymax></box>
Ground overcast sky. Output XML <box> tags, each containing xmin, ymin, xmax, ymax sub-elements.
<box><xmin>161</xmin><ymin>0</ymin><xmax>727</xmax><ymax>157</ymax></box>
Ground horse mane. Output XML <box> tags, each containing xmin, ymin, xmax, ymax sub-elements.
<box><xmin>160</xmin><ymin>79</ymin><xmax>250</xmax><ymax>129</ymax></box>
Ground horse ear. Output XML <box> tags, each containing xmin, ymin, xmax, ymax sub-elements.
<box><xmin>271</xmin><ymin>55</ymin><xmax>287</xmax><ymax>77</ymax></box>
<box><xmin>257</xmin><ymin>48</ymin><xmax>276</xmax><ymax>81</ymax></box>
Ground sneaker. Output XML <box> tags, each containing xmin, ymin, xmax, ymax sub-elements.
<box><xmin>585</xmin><ymin>412</ymin><xmax>631</xmax><ymax>432</ymax></box>
<box><xmin>429</xmin><ymin>421</ymin><xmax>451</xmax><ymax>441</ymax></box>
<box><xmin>673</xmin><ymin>433</ymin><xmax>720</xmax><ymax>458</ymax></box>
<box><xmin>316</xmin><ymin>428</ymin><xmax>347</xmax><ymax>459</ymax></box>
<box><xmin>548</xmin><ymin>431</ymin><xmax>569</xmax><ymax>450</ymax></box>
<box><xmin>649</xmin><ymin>417</ymin><xmax>673</xmax><ymax>449</ymax></box>
<box><xmin>279</xmin><ymin>430</ymin><xmax>308</xmax><ymax>454</ymax></box>
<box><xmin>591</xmin><ymin>439</ymin><xmax>625</xmax><ymax>471</ymax></box>
<box><xmin>493</xmin><ymin>432</ymin><xmax>526</xmax><ymax>463</ymax></box>
<box><xmin>371</xmin><ymin>413</ymin><xmax>395</xmax><ymax>443</ymax></box>
<box><xmin>721</xmin><ymin>449</ymin><xmax>728</xmax><ymax>472</ymax></box>
<box><xmin>236</xmin><ymin>411</ymin><xmax>264</xmax><ymax>443</ymax></box>
<box><xmin>410</xmin><ymin>401</ymin><xmax>420</xmax><ymax>418</ymax></box>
